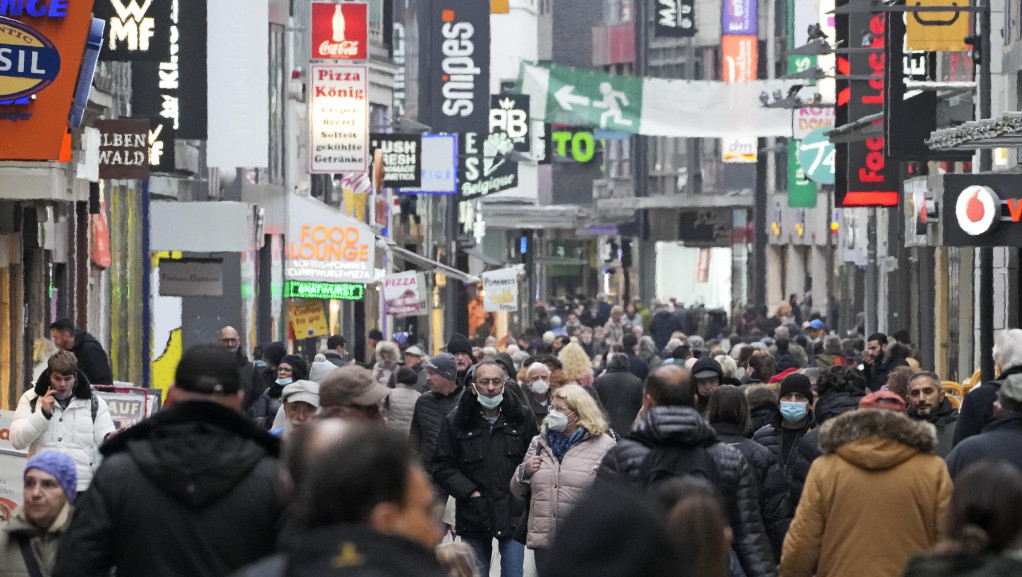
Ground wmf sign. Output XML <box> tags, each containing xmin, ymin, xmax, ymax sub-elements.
<box><xmin>93</xmin><ymin>0</ymin><xmax>172</xmax><ymax>61</ymax></box>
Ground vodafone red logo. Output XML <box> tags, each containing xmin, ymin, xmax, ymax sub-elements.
<box><xmin>310</xmin><ymin>2</ymin><xmax>368</xmax><ymax>60</ymax></box>
<box><xmin>956</xmin><ymin>185</ymin><xmax>1000</xmax><ymax>236</ymax></box>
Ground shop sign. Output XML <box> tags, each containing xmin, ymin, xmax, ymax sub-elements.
<box><xmin>797</xmin><ymin>128</ymin><xmax>835</xmax><ymax>184</ymax></box>
<box><xmin>905</xmin><ymin>0</ymin><xmax>967</xmax><ymax>52</ymax></box>
<box><xmin>551</xmin><ymin>128</ymin><xmax>597</xmax><ymax>163</ymax></box>
<box><xmin>370</xmin><ymin>133</ymin><xmax>422</xmax><ymax>187</ymax></box>
<box><xmin>94</xmin><ymin>118</ymin><xmax>150</xmax><ymax>179</ymax></box>
<box><xmin>289</xmin><ymin>300</ymin><xmax>329</xmax><ymax>338</ymax></box>
<box><xmin>722</xmin><ymin>137</ymin><xmax>757</xmax><ymax>163</ymax></box>
<box><xmin>310</xmin><ymin>64</ymin><xmax>369</xmax><ymax>173</ymax></box>
<box><xmin>723</xmin><ymin>0</ymin><xmax>757</xmax><ymax>35</ymax></box>
<box><xmin>399</xmin><ymin>134</ymin><xmax>458</xmax><ymax>195</ymax></box>
<box><xmin>489</xmin><ymin>94</ymin><xmax>530</xmax><ymax>152</ymax></box>
<box><xmin>310</xmin><ymin>1</ymin><xmax>367</xmax><ymax>60</ymax></box>
<box><xmin>93</xmin><ymin>387</ymin><xmax>159</xmax><ymax>428</ymax></box>
<box><xmin>0</xmin><ymin>17</ymin><xmax>61</xmax><ymax>101</ymax></box>
<box><xmin>655</xmin><ymin>0</ymin><xmax>695</xmax><ymax>38</ymax></box>
<box><xmin>92</xmin><ymin>0</ymin><xmax>172</xmax><ymax>61</ymax></box>
<box><xmin>482</xmin><ymin>268</ymin><xmax>519</xmax><ymax>312</ymax></box>
<box><xmin>158</xmin><ymin>259</ymin><xmax>224</xmax><ymax>297</ymax></box>
<box><xmin>722</xmin><ymin>35</ymin><xmax>757</xmax><ymax>83</ymax></box>
<box><xmin>459</xmin><ymin>130</ymin><xmax>518</xmax><ymax>199</ymax></box>
<box><xmin>942</xmin><ymin>173</ymin><xmax>1022</xmax><ymax>247</ymax></box>
<box><xmin>426</xmin><ymin>0</ymin><xmax>490</xmax><ymax>135</ymax></box>
<box><xmin>285</xmin><ymin>193</ymin><xmax>375</xmax><ymax>283</ymax></box>
<box><xmin>788</xmin><ymin>140</ymin><xmax>816</xmax><ymax>208</ymax></box>
<box><xmin>284</xmin><ymin>280</ymin><xmax>364</xmax><ymax>300</ymax></box>
<box><xmin>383</xmin><ymin>271</ymin><xmax>421</xmax><ymax>317</ymax></box>
<box><xmin>792</xmin><ymin>107</ymin><xmax>835</xmax><ymax>141</ymax></box>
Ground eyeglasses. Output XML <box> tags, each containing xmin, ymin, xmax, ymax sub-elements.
<box><xmin>476</xmin><ymin>378</ymin><xmax>505</xmax><ymax>387</ymax></box>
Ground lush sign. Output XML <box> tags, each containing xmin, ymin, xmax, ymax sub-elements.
<box><xmin>284</xmin><ymin>280</ymin><xmax>364</xmax><ymax>300</ymax></box>
<box><xmin>370</xmin><ymin>133</ymin><xmax>422</xmax><ymax>187</ymax></box>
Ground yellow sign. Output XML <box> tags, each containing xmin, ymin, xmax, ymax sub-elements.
<box><xmin>290</xmin><ymin>301</ymin><xmax>329</xmax><ymax>338</ymax></box>
<box><xmin>905</xmin><ymin>0</ymin><xmax>968</xmax><ymax>52</ymax></box>
<box><xmin>491</xmin><ymin>0</ymin><xmax>509</xmax><ymax>13</ymax></box>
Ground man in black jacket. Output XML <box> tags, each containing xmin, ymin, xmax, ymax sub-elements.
<box><xmin>53</xmin><ymin>344</ymin><xmax>287</xmax><ymax>577</ymax></box>
<box><xmin>49</xmin><ymin>318</ymin><xmax>113</xmax><ymax>385</ymax></box>
<box><xmin>947</xmin><ymin>373</ymin><xmax>1022</xmax><ymax>477</ymax></box>
<box><xmin>954</xmin><ymin>328</ymin><xmax>1022</xmax><ymax>446</ymax></box>
<box><xmin>862</xmin><ymin>332</ymin><xmax>908</xmax><ymax>392</ymax></box>
<box><xmin>597</xmin><ymin>364</ymin><xmax>777</xmax><ymax>577</ymax></box>
<box><xmin>220</xmin><ymin>325</ymin><xmax>263</xmax><ymax>413</ymax></box>
<box><xmin>432</xmin><ymin>361</ymin><xmax>538</xmax><ymax>577</ymax></box>
<box><xmin>409</xmin><ymin>353</ymin><xmax>464</xmax><ymax>477</ymax></box>
<box><xmin>593</xmin><ymin>353</ymin><xmax>644</xmax><ymax>436</ymax></box>
<box><xmin>906</xmin><ymin>372</ymin><xmax>959</xmax><ymax>457</ymax></box>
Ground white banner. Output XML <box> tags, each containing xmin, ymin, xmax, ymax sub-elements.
<box><xmin>482</xmin><ymin>268</ymin><xmax>519</xmax><ymax>312</ymax></box>
<box><xmin>0</xmin><ymin>409</ymin><xmax>27</xmax><ymax>521</ymax></box>
<box><xmin>207</xmin><ymin>0</ymin><xmax>269</xmax><ymax>168</ymax></box>
<box><xmin>383</xmin><ymin>271</ymin><xmax>421</xmax><ymax>317</ymax></box>
<box><xmin>310</xmin><ymin>65</ymin><xmax>370</xmax><ymax>173</ymax></box>
<box><xmin>285</xmin><ymin>194</ymin><xmax>375</xmax><ymax>284</ymax></box>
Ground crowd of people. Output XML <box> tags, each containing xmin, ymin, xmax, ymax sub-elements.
<box><xmin>8</xmin><ymin>301</ymin><xmax>1022</xmax><ymax>577</ymax></box>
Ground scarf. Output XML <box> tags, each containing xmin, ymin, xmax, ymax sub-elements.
<box><xmin>546</xmin><ymin>427</ymin><xmax>586</xmax><ymax>462</ymax></box>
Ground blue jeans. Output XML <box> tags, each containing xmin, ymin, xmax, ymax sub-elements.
<box><xmin>463</xmin><ymin>536</ymin><xmax>524</xmax><ymax>577</ymax></box>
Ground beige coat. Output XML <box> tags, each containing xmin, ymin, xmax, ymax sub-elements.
<box><xmin>779</xmin><ymin>409</ymin><xmax>952</xmax><ymax>577</ymax></box>
<box><xmin>510</xmin><ymin>429</ymin><xmax>616</xmax><ymax>550</ymax></box>
<box><xmin>0</xmin><ymin>502</ymin><xmax>72</xmax><ymax>577</ymax></box>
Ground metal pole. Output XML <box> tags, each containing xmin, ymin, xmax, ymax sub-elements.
<box><xmin>141</xmin><ymin>179</ymin><xmax>152</xmax><ymax>388</ymax></box>
<box><xmin>978</xmin><ymin>0</ymin><xmax>994</xmax><ymax>381</ymax></box>
<box><xmin>865</xmin><ymin>207</ymin><xmax>878</xmax><ymax>338</ymax></box>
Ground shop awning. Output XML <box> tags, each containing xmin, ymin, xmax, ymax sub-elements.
<box><xmin>375</xmin><ymin>237</ymin><xmax>479</xmax><ymax>284</ymax></box>
<box><xmin>928</xmin><ymin>112</ymin><xmax>1022</xmax><ymax>151</ymax></box>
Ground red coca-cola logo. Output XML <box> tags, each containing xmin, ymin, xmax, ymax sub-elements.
<box><xmin>310</xmin><ymin>2</ymin><xmax>368</xmax><ymax>61</ymax></box>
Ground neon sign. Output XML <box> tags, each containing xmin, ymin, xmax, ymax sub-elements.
<box><xmin>284</xmin><ymin>281</ymin><xmax>364</xmax><ymax>301</ymax></box>
<box><xmin>0</xmin><ymin>0</ymin><xmax>69</xmax><ymax>18</ymax></box>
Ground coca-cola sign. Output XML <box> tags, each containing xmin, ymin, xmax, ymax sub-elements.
<box><xmin>310</xmin><ymin>2</ymin><xmax>368</xmax><ymax>61</ymax></box>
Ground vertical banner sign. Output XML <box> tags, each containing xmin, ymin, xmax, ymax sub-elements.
<box><xmin>310</xmin><ymin>65</ymin><xmax>369</xmax><ymax>173</ymax></box>
<box><xmin>310</xmin><ymin>1</ymin><xmax>368</xmax><ymax>60</ymax></box>
<box><xmin>94</xmin><ymin>119</ymin><xmax>151</xmax><ymax>179</ymax></box>
<box><xmin>458</xmin><ymin>129</ymin><xmax>518</xmax><ymax>199</ymax></box>
<box><xmin>93</xmin><ymin>0</ymin><xmax>172</xmax><ymax>61</ymax></box>
<box><xmin>723</xmin><ymin>0</ymin><xmax>758</xmax><ymax>35</ymax></box>
<box><xmin>905</xmin><ymin>0</ymin><xmax>968</xmax><ymax>51</ymax></box>
<box><xmin>489</xmin><ymin>94</ymin><xmax>531</xmax><ymax>152</ymax></box>
<box><xmin>839</xmin><ymin>3</ymin><xmax>899</xmax><ymax>206</ymax></box>
<box><xmin>722</xmin><ymin>34</ymin><xmax>758</xmax><ymax>163</ymax></box>
<box><xmin>428</xmin><ymin>0</ymin><xmax>490</xmax><ymax>135</ymax></box>
<box><xmin>788</xmin><ymin>140</ymin><xmax>816</xmax><ymax>207</ymax></box>
<box><xmin>654</xmin><ymin>0</ymin><xmax>697</xmax><ymax>38</ymax></box>
<box><xmin>482</xmin><ymin>268</ymin><xmax>519</xmax><ymax>312</ymax></box>
<box><xmin>383</xmin><ymin>271</ymin><xmax>421</xmax><ymax>317</ymax></box>
<box><xmin>370</xmin><ymin>134</ymin><xmax>422</xmax><ymax>187</ymax></box>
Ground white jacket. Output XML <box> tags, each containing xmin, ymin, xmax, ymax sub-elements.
<box><xmin>383</xmin><ymin>385</ymin><xmax>420</xmax><ymax>437</ymax></box>
<box><xmin>10</xmin><ymin>386</ymin><xmax>115</xmax><ymax>491</ymax></box>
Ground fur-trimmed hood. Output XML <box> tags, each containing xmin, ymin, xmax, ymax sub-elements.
<box><xmin>34</xmin><ymin>367</ymin><xmax>94</xmax><ymax>399</ymax></box>
<box><xmin>820</xmin><ymin>408</ymin><xmax>937</xmax><ymax>470</ymax></box>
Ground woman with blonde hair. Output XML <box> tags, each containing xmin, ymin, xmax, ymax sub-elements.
<box><xmin>558</xmin><ymin>342</ymin><xmax>594</xmax><ymax>387</ymax></box>
<box><xmin>436</xmin><ymin>542</ymin><xmax>482</xmax><ymax>577</ymax></box>
<box><xmin>510</xmin><ymin>384</ymin><xmax>616</xmax><ymax>567</ymax></box>
<box><xmin>372</xmin><ymin>340</ymin><xmax>401</xmax><ymax>387</ymax></box>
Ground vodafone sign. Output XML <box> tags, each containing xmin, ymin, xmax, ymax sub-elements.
<box><xmin>943</xmin><ymin>174</ymin><xmax>1022</xmax><ymax>247</ymax></box>
<box><xmin>310</xmin><ymin>1</ymin><xmax>367</xmax><ymax>61</ymax></box>
<box><xmin>955</xmin><ymin>185</ymin><xmax>999</xmax><ymax>236</ymax></box>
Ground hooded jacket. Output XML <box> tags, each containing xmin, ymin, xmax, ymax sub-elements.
<box><xmin>752</xmin><ymin>411</ymin><xmax>815</xmax><ymax>505</ymax></box>
<box><xmin>593</xmin><ymin>367</ymin><xmax>644</xmax><ymax>437</ymax></box>
<box><xmin>910</xmin><ymin>396</ymin><xmax>959</xmax><ymax>458</ymax></box>
<box><xmin>431</xmin><ymin>388</ymin><xmax>539</xmax><ymax>539</ymax></box>
<box><xmin>52</xmin><ymin>401</ymin><xmax>287</xmax><ymax>577</ymax></box>
<box><xmin>953</xmin><ymin>364</ymin><xmax>1022</xmax><ymax>446</ymax></box>
<box><xmin>69</xmin><ymin>331</ymin><xmax>113</xmax><ymax>386</ymax></box>
<box><xmin>10</xmin><ymin>370</ymin><xmax>116</xmax><ymax>492</ymax></box>
<box><xmin>0</xmin><ymin>503</ymin><xmax>73</xmax><ymax>577</ymax></box>
<box><xmin>788</xmin><ymin>391</ymin><xmax>865</xmax><ymax>492</ymax></box>
<box><xmin>409</xmin><ymin>384</ymin><xmax>465</xmax><ymax>475</ymax></box>
<box><xmin>597</xmin><ymin>406</ymin><xmax>777</xmax><ymax>577</ymax></box>
<box><xmin>691</xmin><ymin>356</ymin><xmax>725</xmax><ymax>414</ymax></box>
<box><xmin>946</xmin><ymin>412</ymin><xmax>1022</xmax><ymax>478</ymax></box>
<box><xmin>778</xmin><ymin>409</ymin><xmax>952</xmax><ymax>577</ymax></box>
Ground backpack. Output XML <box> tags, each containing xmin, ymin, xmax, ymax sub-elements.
<box><xmin>30</xmin><ymin>390</ymin><xmax>99</xmax><ymax>423</ymax></box>
<box><xmin>637</xmin><ymin>443</ymin><xmax>720</xmax><ymax>488</ymax></box>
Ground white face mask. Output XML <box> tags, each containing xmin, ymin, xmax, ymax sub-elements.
<box><xmin>546</xmin><ymin>409</ymin><xmax>569</xmax><ymax>432</ymax></box>
<box><xmin>531</xmin><ymin>379</ymin><xmax>550</xmax><ymax>395</ymax></box>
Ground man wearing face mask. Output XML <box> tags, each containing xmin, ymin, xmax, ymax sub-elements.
<box><xmin>752</xmin><ymin>374</ymin><xmax>815</xmax><ymax>504</ymax></box>
<box><xmin>432</xmin><ymin>361</ymin><xmax>539</xmax><ymax>577</ymax></box>
<box><xmin>523</xmin><ymin>362</ymin><xmax>553</xmax><ymax>427</ymax></box>
<box><xmin>11</xmin><ymin>350</ymin><xmax>116</xmax><ymax>495</ymax></box>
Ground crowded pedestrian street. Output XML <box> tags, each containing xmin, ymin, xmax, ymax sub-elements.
<box><xmin>1</xmin><ymin>0</ymin><xmax>1021</xmax><ymax>576</ymax></box>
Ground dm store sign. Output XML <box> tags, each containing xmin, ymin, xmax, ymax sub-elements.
<box><xmin>0</xmin><ymin>17</ymin><xmax>61</xmax><ymax>101</ymax></box>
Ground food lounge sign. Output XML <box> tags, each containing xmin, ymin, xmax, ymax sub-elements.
<box><xmin>285</xmin><ymin>194</ymin><xmax>375</xmax><ymax>284</ymax></box>
<box><xmin>0</xmin><ymin>0</ymin><xmax>96</xmax><ymax>160</ymax></box>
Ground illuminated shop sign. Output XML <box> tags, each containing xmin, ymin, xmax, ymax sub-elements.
<box><xmin>284</xmin><ymin>280</ymin><xmax>365</xmax><ymax>300</ymax></box>
<box><xmin>0</xmin><ymin>0</ymin><xmax>69</xmax><ymax>18</ymax></box>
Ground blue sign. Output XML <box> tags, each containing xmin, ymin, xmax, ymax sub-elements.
<box><xmin>0</xmin><ymin>17</ymin><xmax>62</xmax><ymax>101</ymax></box>
<box><xmin>399</xmin><ymin>134</ymin><xmax>458</xmax><ymax>195</ymax></box>
<box><xmin>0</xmin><ymin>0</ymin><xmax>69</xmax><ymax>18</ymax></box>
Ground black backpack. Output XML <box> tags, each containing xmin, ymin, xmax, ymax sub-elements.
<box><xmin>637</xmin><ymin>443</ymin><xmax>720</xmax><ymax>488</ymax></box>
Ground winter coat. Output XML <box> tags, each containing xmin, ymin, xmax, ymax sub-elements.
<box><xmin>902</xmin><ymin>552</ymin><xmax>1022</xmax><ymax>577</ymax></box>
<box><xmin>752</xmin><ymin>412</ymin><xmax>815</xmax><ymax>505</ymax></box>
<box><xmin>778</xmin><ymin>409</ymin><xmax>952</xmax><ymax>577</ymax></box>
<box><xmin>69</xmin><ymin>331</ymin><xmax>113</xmax><ymax>385</ymax></box>
<box><xmin>431</xmin><ymin>389</ymin><xmax>539</xmax><ymax>540</ymax></box>
<box><xmin>249</xmin><ymin>382</ymin><xmax>285</xmax><ymax>429</ymax></box>
<box><xmin>509</xmin><ymin>428</ymin><xmax>616</xmax><ymax>550</ymax></box>
<box><xmin>593</xmin><ymin>368</ymin><xmax>644</xmax><ymax>437</ymax></box>
<box><xmin>714</xmin><ymin>422</ymin><xmax>793</xmax><ymax>562</ymax></box>
<box><xmin>238</xmin><ymin>352</ymin><xmax>265</xmax><ymax>413</ymax></box>
<box><xmin>0</xmin><ymin>503</ymin><xmax>72</xmax><ymax>577</ymax></box>
<box><xmin>597</xmin><ymin>406</ymin><xmax>777</xmax><ymax>577</ymax></box>
<box><xmin>946</xmin><ymin>412</ymin><xmax>1022</xmax><ymax>478</ymax></box>
<box><xmin>383</xmin><ymin>385</ymin><xmax>420</xmax><ymax>437</ymax></box>
<box><xmin>953</xmin><ymin>365</ymin><xmax>1022</xmax><ymax>446</ymax></box>
<box><xmin>10</xmin><ymin>369</ymin><xmax>116</xmax><ymax>492</ymax></box>
<box><xmin>910</xmin><ymin>397</ymin><xmax>959</xmax><ymax>458</ymax></box>
<box><xmin>648</xmin><ymin>311</ymin><xmax>681</xmax><ymax>351</ymax></box>
<box><xmin>625</xmin><ymin>352</ymin><xmax>650</xmax><ymax>382</ymax></box>
<box><xmin>410</xmin><ymin>363</ymin><xmax>429</xmax><ymax>393</ymax></box>
<box><xmin>789</xmin><ymin>391</ymin><xmax>865</xmax><ymax>490</ymax></box>
<box><xmin>603</xmin><ymin>320</ymin><xmax>627</xmax><ymax>347</ymax></box>
<box><xmin>53</xmin><ymin>401</ymin><xmax>287</xmax><ymax>577</ymax></box>
<box><xmin>525</xmin><ymin>392</ymin><xmax>550</xmax><ymax>428</ymax></box>
<box><xmin>749</xmin><ymin>403</ymin><xmax>777</xmax><ymax>434</ymax></box>
<box><xmin>863</xmin><ymin>354</ymin><xmax>910</xmax><ymax>392</ymax></box>
<box><xmin>229</xmin><ymin>524</ymin><xmax>448</xmax><ymax>577</ymax></box>
<box><xmin>408</xmin><ymin>385</ymin><xmax>465</xmax><ymax>474</ymax></box>
<box><xmin>323</xmin><ymin>350</ymin><xmax>347</xmax><ymax>367</ymax></box>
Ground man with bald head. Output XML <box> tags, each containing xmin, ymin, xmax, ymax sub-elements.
<box><xmin>598</xmin><ymin>364</ymin><xmax>778</xmax><ymax>577</ymax></box>
<box><xmin>221</xmin><ymin>325</ymin><xmax>263</xmax><ymax>412</ymax></box>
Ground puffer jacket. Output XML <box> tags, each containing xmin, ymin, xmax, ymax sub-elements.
<box><xmin>902</xmin><ymin>552</ymin><xmax>1022</xmax><ymax>577</ymax></box>
<box><xmin>408</xmin><ymin>385</ymin><xmax>465</xmax><ymax>473</ymax></box>
<box><xmin>431</xmin><ymin>389</ymin><xmax>539</xmax><ymax>540</ymax></box>
<box><xmin>0</xmin><ymin>503</ymin><xmax>73</xmax><ymax>577</ymax></box>
<box><xmin>10</xmin><ymin>369</ymin><xmax>116</xmax><ymax>491</ymax></box>
<box><xmin>778</xmin><ymin>409</ymin><xmax>952</xmax><ymax>577</ymax></box>
<box><xmin>383</xmin><ymin>385</ymin><xmax>420</xmax><ymax>437</ymax></box>
<box><xmin>752</xmin><ymin>411</ymin><xmax>815</xmax><ymax>505</ymax></box>
<box><xmin>713</xmin><ymin>421</ymin><xmax>793</xmax><ymax>562</ymax></box>
<box><xmin>248</xmin><ymin>382</ymin><xmax>285</xmax><ymax>429</ymax></box>
<box><xmin>597</xmin><ymin>406</ymin><xmax>777</xmax><ymax>577</ymax></box>
<box><xmin>509</xmin><ymin>428</ymin><xmax>616</xmax><ymax>550</ymax></box>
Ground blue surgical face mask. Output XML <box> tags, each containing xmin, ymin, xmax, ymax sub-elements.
<box><xmin>276</xmin><ymin>378</ymin><xmax>293</xmax><ymax>386</ymax></box>
<box><xmin>254</xmin><ymin>360</ymin><xmax>267</xmax><ymax>369</ymax></box>
<box><xmin>780</xmin><ymin>401</ymin><xmax>808</xmax><ymax>423</ymax></box>
<box><xmin>474</xmin><ymin>386</ymin><xmax>503</xmax><ymax>410</ymax></box>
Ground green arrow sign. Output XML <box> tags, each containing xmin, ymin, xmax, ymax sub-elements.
<box><xmin>797</xmin><ymin>128</ymin><xmax>836</xmax><ymax>185</ymax></box>
<box><xmin>788</xmin><ymin>140</ymin><xmax>817</xmax><ymax>207</ymax></box>
<box><xmin>543</xmin><ymin>66</ymin><xmax>643</xmax><ymax>132</ymax></box>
